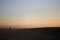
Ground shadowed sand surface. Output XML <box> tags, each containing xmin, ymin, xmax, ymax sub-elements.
<box><xmin>0</xmin><ymin>27</ymin><xmax>60</xmax><ymax>40</ymax></box>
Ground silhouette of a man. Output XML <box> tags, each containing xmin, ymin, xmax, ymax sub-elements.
<box><xmin>9</xmin><ymin>26</ymin><xmax>11</xmax><ymax>30</ymax></box>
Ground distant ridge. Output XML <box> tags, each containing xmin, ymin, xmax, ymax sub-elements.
<box><xmin>19</xmin><ymin>27</ymin><xmax>60</xmax><ymax>29</ymax></box>
<box><xmin>0</xmin><ymin>26</ymin><xmax>60</xmax><ymax>29</ymax></box>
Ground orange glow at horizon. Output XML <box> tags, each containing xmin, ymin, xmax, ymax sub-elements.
<box><xmin>0</xmin><ymin>18</ymin><xmax>60</xmax><ymax>28</ymax></box>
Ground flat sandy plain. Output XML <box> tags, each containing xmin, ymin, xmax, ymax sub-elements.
<box><xmin>0</xmin><ymin>27</ymin><xmax>60</xmax><ymax>40</ymax></box>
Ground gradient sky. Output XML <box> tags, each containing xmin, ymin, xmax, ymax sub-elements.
<box><xmin>0</xmin><ymin>0</ymin><xmax>60</xmax><ymax>28</ymax></box>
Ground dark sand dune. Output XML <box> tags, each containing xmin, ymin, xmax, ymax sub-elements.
<box><xmin>0</xmin><ymin>27</ymin><xmax>60</xmax><ymax>40</ymax></box>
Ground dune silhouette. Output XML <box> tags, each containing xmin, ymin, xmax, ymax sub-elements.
<box><xmin>0</xmin><ymin>27</ymin><xmax>60</xmax><ymax>40</ymax></box>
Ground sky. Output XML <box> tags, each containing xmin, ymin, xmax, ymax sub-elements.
<box><xmin>0</xmin><ymin>0</ymin><xmax>60</xmax><ymax>28</ymax></box>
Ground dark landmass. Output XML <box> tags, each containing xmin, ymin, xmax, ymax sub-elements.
<box><xmin>0</xmin><ymin>27</ymin><xmax>60</xmax><ymax>40</ymax></box>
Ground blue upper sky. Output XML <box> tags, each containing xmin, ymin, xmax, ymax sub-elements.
<box><xmin>0</xmin><ymin>0</ymin><xmax>59</xmax><ymax>18</ymax></box>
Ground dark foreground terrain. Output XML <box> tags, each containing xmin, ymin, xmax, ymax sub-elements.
<box><xmin>0</xmin><ymin>27</ymin><xmax>60</xmax><ymax>40</ymax></box>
